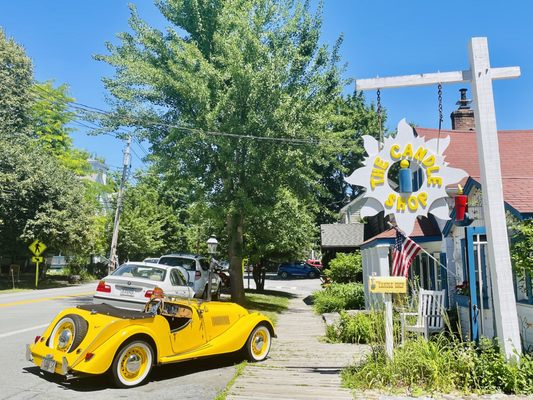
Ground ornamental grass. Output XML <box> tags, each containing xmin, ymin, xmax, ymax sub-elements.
<box><xmin>342</xmin><ymin>335</ymin><xmax>533</xmax><ymax>395</ymax></box>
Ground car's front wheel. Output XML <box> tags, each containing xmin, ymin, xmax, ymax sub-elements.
<box><xmin>280</xmin><ymin>271</ymin><xmax>288</xmax><ymax>279</ymax></box>
<box><xmin>245</xmin><ymin>324</ymin><xmax>271</xmax><ymax>362</ymax></box>
<box><xmin>111</xmin><ymin>340</ymin><xmax>153</xmax><ymax>388</ymax></box>
<box><xmin>308</xmin><ymin>271</ymin><xmax>317</xmax><ymax>279</ymax></box>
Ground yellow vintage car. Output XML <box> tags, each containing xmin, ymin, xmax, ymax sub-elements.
<box><xmin>26</xmin><ymin>294</ymin><xmax>275</xmax><ymax>387</ymax></box>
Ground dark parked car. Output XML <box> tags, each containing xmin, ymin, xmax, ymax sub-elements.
<box><xmin>277</xmin><ymin>262</ymin><xmax>320</xmax><ymax>279</ymax></box>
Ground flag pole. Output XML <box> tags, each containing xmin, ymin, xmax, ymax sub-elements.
<box><xmin>387</xmin><ymin>221</ymin><xmax>457</xmax><ymax>277</ymax></box>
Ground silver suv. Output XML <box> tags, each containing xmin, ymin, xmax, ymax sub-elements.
<box><xmin>158</xmin><ymin>254</ymin><xmax>222</xmax><ymax>299</ymax></box>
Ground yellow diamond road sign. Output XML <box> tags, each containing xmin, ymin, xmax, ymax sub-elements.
<box><xmin>29</xmin><ymin>240</ymin><xmax>47</xmax><ymax>256</ymax></box>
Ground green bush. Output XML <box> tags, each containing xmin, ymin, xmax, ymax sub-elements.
<box><xmin>325</xmin><ymin>252</ymin><xmax>362</xmax><ymax>283</ymax></box>
<box><xmin>66</xmin><ymin>255</ymin><xmax>95</xmax><ymax>282</ymax></box>
<box><xmin>327</xmin><ymin>311</ymin><xmax>404</xmax><ymax>345</ymax></box>
<box><xmin>342</xmin><ymin>335</ymin><xmax>533</xmax><ymax>395</ymax></box>
<box><xmin>313</xmin><ymin>282</ymin><xmax>365</xmax><ymax>313</ymax></box>
<box><xmin>326</xmin><ymin>311</ymin><xmax>383</xmax><ymax>344</ymax></box>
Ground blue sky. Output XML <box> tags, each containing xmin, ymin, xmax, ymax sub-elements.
<box><xmin>1</xmin><ymin>1</ymin><xmax>532</xmax><ymax>170</ymax></box>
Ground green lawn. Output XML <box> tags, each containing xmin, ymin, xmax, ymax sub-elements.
<box><xmin>0</xmin><ymin>273</ymin><xmax>71</xmax><ymax>292</ymax></box>
<box><xmin>241</xmin><ymin>289</ymin><xmax>291</xmax><ymax>325</ymax></box>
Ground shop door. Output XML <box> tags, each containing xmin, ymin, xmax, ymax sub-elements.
<box><xmin>465</xmin><ymin>226</ymin><xmax>489</xmax><ymax>342</ymax></box>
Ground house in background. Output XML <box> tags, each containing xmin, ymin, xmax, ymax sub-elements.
<box><xmin>320</xmin><ymin>194</ymin><xmax>386</xmax><ymax>267</ymax></box>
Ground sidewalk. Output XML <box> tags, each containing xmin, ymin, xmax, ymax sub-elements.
<box><xmin>227</xmin><ymin>293</ymin><xmax>370</xmax><ymax>400</ymax></box>
<box><xmin>227</xmin><ymin>286</ymin><xmax>531</xmax><ymax>400</ymax></box>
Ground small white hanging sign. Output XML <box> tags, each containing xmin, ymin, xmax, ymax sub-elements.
<box><xmin>345</xmin><ymin>119</ymin><xmax>468</xmax><ymax>235</ymax></box>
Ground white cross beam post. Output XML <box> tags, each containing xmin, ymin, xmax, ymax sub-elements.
<box><xmin>356</xmin><ymin>37</ymin><xmax>522</xmax><ymax>359</ymax></box>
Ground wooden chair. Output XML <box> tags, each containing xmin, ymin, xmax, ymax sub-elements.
<box><xmin>400</xmin><ymin>289</ymin><xmax>446</xmax><ymax>344</ymax></box>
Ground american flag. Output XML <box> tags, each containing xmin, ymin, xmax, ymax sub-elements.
<box><xmin>392</xmin><ymin>229</ymin><xmax>422</xmax><ymax>277</ymax></box>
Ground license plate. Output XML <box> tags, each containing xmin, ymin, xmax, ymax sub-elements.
<box><xmin>121</xmin><ymin>287</ymin><xmax>135</xmax><ymax>297</ymax></box>
<box><xmin>41</xmin><ymin>355</ymin><xmax>56</xmax><ymax>373</ymax></box>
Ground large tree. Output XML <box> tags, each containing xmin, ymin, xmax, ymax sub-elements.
<box><xmin>0</xmin><ymin>136</ymin><xmax>97</xmax><ymax>261</ymax></box>
<box><xmin>245</xmin><ymin>186</ymin><xmax>317</xmax><ymax>290</ymax></box>
<box><xmin>0</xmin><ymin>28</ymin><xmax>33</xmax><ymax>137</ymax></box>
<box><xmin>98</xmin><ymin>0</ymin><xmax>347</xmax><ymax>303</ymax></box>
<box><xmin>314</xmin><ymin>92</ymin><xmax>381</xmax><ymax>224</ymax></box>
<box><xmin>112</xmin><ymin>171</ymin><xmax>188</xmax><ymax>262</ymax></box>
<box><xmin>0</xmin><ymin>31</ymin><xmax>107</xmax><ymax>267</ymax></box>
<box><xmin>29</xmin><ymin>81</ymin><xmax>93</xmax><ymax>176</ymax></box>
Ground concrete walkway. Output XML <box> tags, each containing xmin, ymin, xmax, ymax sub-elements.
<box><xmin>227</xmin><ymin>293</ymin><xmax>370</xmax><ymax>400</ymax></box>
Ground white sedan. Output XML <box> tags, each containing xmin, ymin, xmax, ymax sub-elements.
<box><xmin>93</xmin><ymin>262</ymin><xmax>194</xmax><ymax>310</ymax></box>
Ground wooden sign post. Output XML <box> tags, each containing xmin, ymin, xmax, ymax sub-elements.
<box><xmin>357</xmin><ymin>37</ymin><xmax>522</xmax><ymax>359</ymax></box>
<box><xmin>369</xmin><ymin>276</ymin><xmax>407</xmax><ymax>359</ymax></box>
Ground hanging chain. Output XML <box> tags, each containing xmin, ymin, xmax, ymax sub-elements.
<box><xmin>437</xmin><ymin>83</ymin><xmax>443</xmax><ymax>153</ymax></box>
<box><xmin>377</xmin><ymin>88</ymin><xmax>383</xmax><ymax>149</ymax></box>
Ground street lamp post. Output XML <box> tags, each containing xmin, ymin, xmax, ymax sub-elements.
<box><xmin>206</xmin><ymin>236</ymin><xmax>219</xmax><ymax>301</ymax></box>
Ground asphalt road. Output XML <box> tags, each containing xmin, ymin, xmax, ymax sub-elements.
<box><xmin>0</xmin><ymin>282</ymin><xmax>237</xmax><ymax>400</ymax></box>
<box><xmin>0</xmin><ymin>274</ymin><xmax>321</xmax><ymax>400</ymax></box>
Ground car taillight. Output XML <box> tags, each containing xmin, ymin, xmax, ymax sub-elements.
<box><xmin>34</xmin><ymin>335</ymin><xmax>41</xmax><ymax>343</ymax></box>
<box><xmin>96</xmin><ymin>280</ymin><xmax>111</xmax><ymax>293</ymax></box>
<box><xmin>195</xmin><ymin>271</ymin><xmax>201</xmax><ymax>280</ymax></box>
<box><xmin>85</xmin><ymin>352</ymin><xmax>94</xmax><ymax>361</ymax></box>
<box><xmin>146</xmin><ymin>287</ymin><xmax>164</xmax><ymax>298</ymax></box>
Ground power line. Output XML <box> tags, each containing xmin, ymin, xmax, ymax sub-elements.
<box><xmin>132</xmin><ymin>137</ymin><xmax>150</xmax><ymax>157</ymax></box>
<box><xmin>30</xmin><ymin>84</ymin><xmax>364</xmax><ymax>147</ymax></box>
<box><xmin>129</xmin><ymin>145</ymin><xmax>144</xmax><ymax>164</ymax></box>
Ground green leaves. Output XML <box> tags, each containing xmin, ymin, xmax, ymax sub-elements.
<box><xmin>0</xmin><ymin>136</ymin><xmax>97</xmax><ymax>257</ymax></box>
<box><xmin>0</xmin><ymin>32</ymin><xmax>106</xmax><ymax>261</ymax></box>
<box><xmin>111</xmin><ymin>171</ymin><xmax>189</xmax><ymax>261</ymax></box>
<box><xmin>510</xmin><ymin>217</ymin><xmax>533</xmax><ymax>278</ymax></box>
<box><xmin>0</xmin><ymin>28</ymin><xmax>33</xmax><ymax>137</ymax></box>
<box><xmin>97</xmin><ymin>0</ymin><xmax>380</xmax><ymax>300</ymax></box>
<box><xmin>312</xmin><ymin>282</ymin><xmax>365</xmax><ymax>313</ymax></box>
<box><xmin>326</xmin><ymin>251</ymin><xmax>363</xmax><ymax>283</ymax></box>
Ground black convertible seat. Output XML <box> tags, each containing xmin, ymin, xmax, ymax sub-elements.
<box><xmin>77</xmin><ymin>303</ymin><xmax>154</xmax><ymax>319</ymax></box>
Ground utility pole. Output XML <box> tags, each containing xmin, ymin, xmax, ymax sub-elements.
<box><xmin>108</xmin><ymin>136</ymin><xmax>131</xmax><ymax>275</ymax></box>
<box><xmin>355</xmin><ymin>37</ymin><xmax>521</xmax><ymax>359</ymax></box>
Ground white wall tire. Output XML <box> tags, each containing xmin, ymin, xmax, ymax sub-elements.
<box><xmin>245</xmin><ymin>324</ymin><xmax>271</xmax><ymax>362</ymax></box>
<box><xmin>111</xmin><ymin>340</ymin><xmax>153</xmax><ymax>388</ymax></box>
<box><xmin>48</xmin><ymin>314</ymin><xmax>88</xmax><ymax>353</ymax></box>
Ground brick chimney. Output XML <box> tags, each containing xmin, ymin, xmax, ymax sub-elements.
<box><xmin>450</xmin><ymin>88</ymin><xmax>475</xmax><ymax>131</ymax></box>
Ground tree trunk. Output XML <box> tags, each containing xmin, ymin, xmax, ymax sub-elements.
<box><xmin>227</xmin><ymin>211</ymin><xmax>245</xmax><ymax>304</ymax></box>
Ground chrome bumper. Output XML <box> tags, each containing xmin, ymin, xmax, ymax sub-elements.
<box><xmin>26</xmin><ymin>345</ymin><xmax>69</xmax><ymax>375</ymax></box>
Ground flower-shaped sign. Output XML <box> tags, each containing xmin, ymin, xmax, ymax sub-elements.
<box><xmin>345</xmin><ymin>119</ymin><xmax>468</xmax><ymax>235</ymax></box>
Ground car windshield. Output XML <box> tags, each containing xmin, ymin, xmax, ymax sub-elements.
<box><xmin>113</xmin><ymin>264</ymin><xmax>167</xmax><ymax>282</ymax></box>
<box><xmin>159</xmin><ymin>257</ymin><xmax>196</xmax><ymax>271</ymax></box>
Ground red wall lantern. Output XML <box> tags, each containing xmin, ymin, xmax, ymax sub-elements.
<box><xmin>455</xmin><ymin>184</ymin><xmax>468</xmax><ymax>222</ymax></box>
